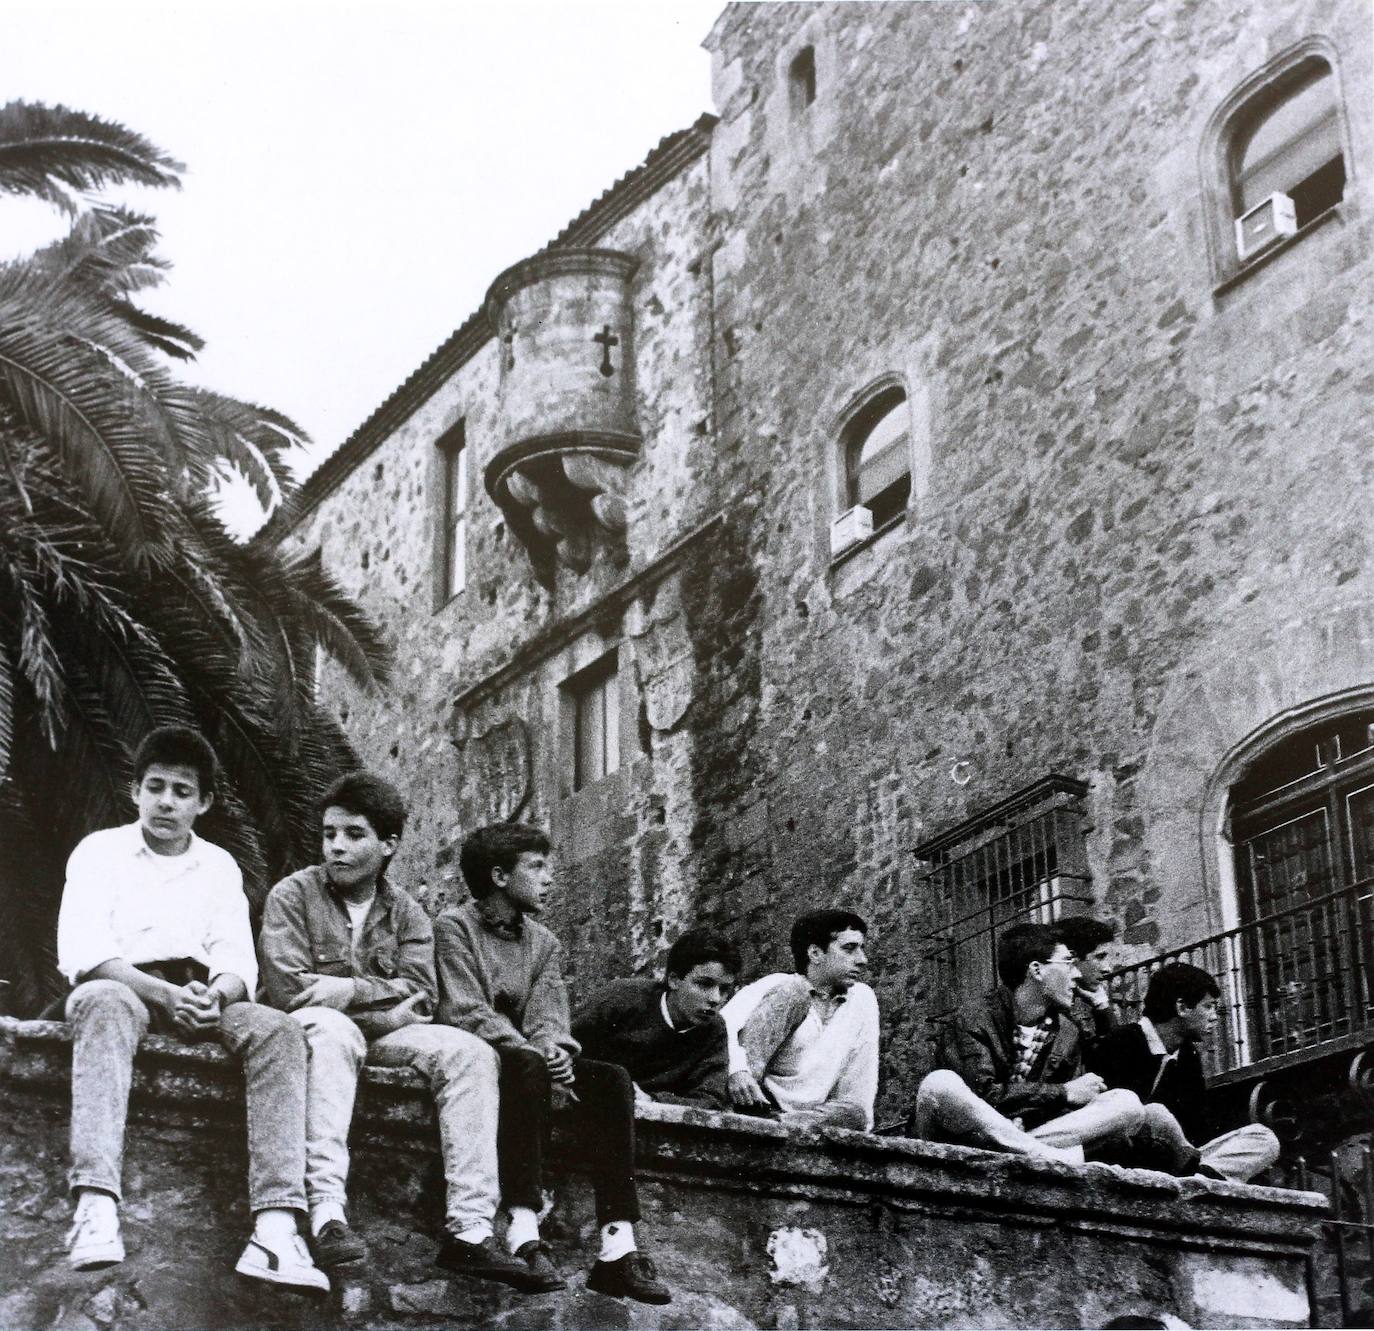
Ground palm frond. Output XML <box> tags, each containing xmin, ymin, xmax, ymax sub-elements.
<box><xmin>243</xmin><ymin>543</ymin><xmax>394</xmax><ymax>691</ymax></box>
<box><xmin>112</xmin><ymin>302</ymin><xmax>204</xmax><ymax>360</ymax></box>
<box><xmin>0</xmin><ymin>267</ymin><xmax>180</xmax><ymax>561</ymax></box>
<box><xmin>175</xmin><ymin>390</ymin><xmax>303</xmax><ymax>511</ymax></box>
<box><xmin>0</xmin><ymin>102</ymin><xmax>180</xmax><ymax>210</ymax></box>
<box><xmin>0</xmin><ymin>643</ymin><xmax>13</xmax><ymax>781</ymax></box>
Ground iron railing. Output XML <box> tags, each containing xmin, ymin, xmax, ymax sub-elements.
<box><xmin>1106</xmin><ymin>880</ymin><xmax>1374</xmax><ymax>1081</ymax></box>
<box><xmin>1294</xmin><ymin>1145</ymin><xmax>1374</xmax><ymax>1328</ymax></box>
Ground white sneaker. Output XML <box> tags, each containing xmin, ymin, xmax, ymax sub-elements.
<box><xmin>234</xmin><ymin>1232</ymin><xmax>330</xmax><ymax>1294</ymax></box>
<box><xmin>67</xmin><ymin>1207</ymin><xmax>125</xmax><ymax>1270</ymax></box>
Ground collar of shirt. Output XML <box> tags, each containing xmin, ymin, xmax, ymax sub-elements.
<box><xmin>475</xmin><ymin>898</ymin><xmax>524</xmax><ymax>940</ymax></box>
<box><xmin>808</xmin><ymin>985</ymin><xmax>847</xmax><ymax>1020</ymax></box>
<box><xmin>660</xmin><ymin>990</ymin><xmax>678</xmax><ymax>1031</ymax></box>
<box><xmin>323</xmin><ymin>868</ymin><xmax>393</xmax><ymax>915</ymax></box>
<box><xmin>1138</xmin><ymin>1017</ymin><xmax>1178</xmax><ymax>1062</ymax></box>
<box><xmin>127</xmin><ymin>822</ymin><xmax>205</xmax><ymax>872</ymax></box>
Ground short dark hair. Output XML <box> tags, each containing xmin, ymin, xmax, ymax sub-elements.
<box><xmin>460</xmin><ymin>822</ymin><xmax>551</xmax><ymax>899</ymax></box>
<box><xmin>789</xmin><ymin>909</ymin><xmax>867</xmax><ymax>972</ymax></box>
<box><xmin>1142</xmin><ymin>962</ymin><xmax>1221</xmax><ymax>1024</ymax></box>
<box><xmin>132</xmin><ymin>726</ymin><xmax>218</xmax><ymax>797</ymax></box>
<box><xmin>665</xmin><ymin>928</ymin><xmax>742</xmax><ymax>980</ymax></box>
<box><xmin>1056</xmin><ymin>916</ymin><xmax>1115</xmax><ymax>957</ymax></box>
<box><xmin>320</xmin><ymin>771</ymin><xmax>407</xmax><ymax>843</ymax></box>
<box><xmin>996</xmin><ymin>922</ymin><xmax>1062</xmax><ymax>988</ymax></box>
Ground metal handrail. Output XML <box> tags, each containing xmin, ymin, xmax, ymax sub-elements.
<box><xmin>1106</xmin><ymin>879</ymin><xmax>1374</xmax><ymax>1077</ymax></box>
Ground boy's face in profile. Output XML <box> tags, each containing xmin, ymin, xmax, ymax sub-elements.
<box><xmin>808</xmin><ymin>929</ymin><xmax>868</xmax><ymax>992</ymax></box>
<box><xmin>1077</xmin><ymin>941</ymin><xmax>1115</xmax><ymax>988</ymax></box>
<box><xmin>494</xmin><ymin>850</ymin><xmax>552</xmax><ymax>913</ymax></box>
<box><xmin>134</xmin><ymin>763</ymin><xmax>211</xmax><ymax>855</ymax></box>
<box><xmin>665</xmin><ymin>961</ymin><xmax>735</xmax><ymax>1028</ymax></box>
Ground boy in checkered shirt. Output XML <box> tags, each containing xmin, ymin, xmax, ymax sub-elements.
<box><xmin>910</xmin><ymin>922</ymin><xmax>1144</xmax><ymax>1163</ymax></box>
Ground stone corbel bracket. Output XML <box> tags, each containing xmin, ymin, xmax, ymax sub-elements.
<box><xmin>484</xmin><ymin>249</ymin><xmax>641</xmax><ymax>579</ymax></box>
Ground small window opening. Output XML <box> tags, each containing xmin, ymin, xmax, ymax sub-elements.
<box><xmin>436</xmin><ymin>421</ymin><xmax>467</xmax><ymax>601</ymax></box>
<box><xmin>1233</xmin><ymin>62</ymin><xmax>1345</xmax><ymax>231</ymax></box>
<box><xmin>789</xmin><ymin>47</ymin><xmax>816</xmax><ymax>115</ymax></box>
<box><xmin>568</xmin><ymin>652</ymin><xmax>620</xmax><ymax>792</ymax></box>
<box><xmin>842</xmin><ymin>388</ymin><xmax>911</xmax><ymax>530</ymax></box>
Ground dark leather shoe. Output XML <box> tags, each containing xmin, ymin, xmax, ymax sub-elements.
<box><xmin>311</xmin><ymin>1220</ymin><xmax>367</xmax><ymax>1268</ymax></box>
<box><xmin>436</xmin><ymin>1234</ymin><xmax>547</xmax><ymax>1291</ymax></box>
<box><xmin>586</xmin><ymin>1251</ymin><xmax>672</xmax><ymax>1304</ymax></box>
<box><xmin>515</xmin><ymin>1240</ymin><xmax>567</xmax><ymax>1292</ymax></box>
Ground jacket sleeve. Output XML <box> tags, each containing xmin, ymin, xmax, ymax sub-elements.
<box><xmin>938</xmin><ymin>1011</ymin><xmax>1069</xmax><ymax>1120</ymax></box>
<box><xmin>348</xmin><ymin>897</ymin><xmax>436</xmax><ymax>1037</ymax></box>
<box><xmin>256</xmin><ymin>878</ymin><xmax>315</xmax><ymax>1010</ymax></box>
<box><xmin>433</xmin><ymin>912</ymin><xmax>532</xmax><ymax>1051</ymax></box>
<box><xmin>523</xmin><ymin>934</ymin><xmax>579</xmax><ymax>1059</ymax></box>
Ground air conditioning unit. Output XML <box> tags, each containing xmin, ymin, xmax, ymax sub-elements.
<box><xmin>1235</xmin><ymin>192</ymin><xmax>1297</xmax><ymax>262</ymax></box>
<box><xmin>830</xmin><ymin>504</ymin><xmax>874</xmax><ymax>557</ymax></box>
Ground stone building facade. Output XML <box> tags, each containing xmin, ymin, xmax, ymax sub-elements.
<box><xmin>276</xmin><ymin>0</ymin><xmax>1374</xmax><ymax>1134</ymax></box>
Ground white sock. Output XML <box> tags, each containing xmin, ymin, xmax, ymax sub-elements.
<box><xmin>598</xmin><ymin>1220</ymin><xmax>636</xmax><ymax>1263</ymax></box>
<box><xmin>454</xmin><ymin>1223</ymin><xmax>493</xmax><ymax>1245</ymax></box>
<box><xmin>253</xmin><ymin>1208</ymin><xmax>298</xmax><ymax>1244</ymax></box>
<box><xmin>75</xmin><ymin>1190</ymin><xmax>117</xmax><ymax>1224</ymax></box>
<box><xmin>506</xmin><ymin>1206</ymin><xmax>540</xmax><ymax>1253</ymax></box>
<box><xmin>310</xmin><ymin>1201</ymin><xmax>346</xmax><ymax>1236</ymax></box>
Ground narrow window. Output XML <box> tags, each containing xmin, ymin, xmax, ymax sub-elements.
<box><xmin>569</xmin><ymin>652</ymin><xmax>620</xmax><ymax>791</ymax></box>
<box><xmin>1229</xmin><ymin>58</ymin><xmax>1345</xmax><ymax>261</ymax></box>
<box><xmin>437</xmin><ymin>422</ymin><xmax>467</xmax><ymax>601</ymax></box>
<box><xmin>789</xmin><ymin>46</ymin><xmax>816</xmax><ymax>116</ymax></box>
<box><xmin>842</xmin><ymin>387</ymin><xmax>911</xmax><ymax>530</ymax></box>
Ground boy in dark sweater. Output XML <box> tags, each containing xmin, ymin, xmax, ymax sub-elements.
<box><xmin>434</xmin><ymin>822</ymin><xmax>671</xmax><ymax>1305</ymax></box>
<box><xmin>573</xmin><ymin>929</ymin><xmax>739</xmax><ymax>1110</ymax></box>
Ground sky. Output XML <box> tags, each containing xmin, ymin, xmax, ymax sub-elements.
<box><xmin>4</xmin><ymin>0</ymin><xmax>723</xmax><ymax>512</ymax></box>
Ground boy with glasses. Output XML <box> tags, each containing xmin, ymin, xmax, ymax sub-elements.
<box><xmin>911</xmin><ymin>922</ymin><xmax>1143</xmax><ymax>1163</ymax></box>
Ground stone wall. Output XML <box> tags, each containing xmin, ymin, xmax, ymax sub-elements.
<box><xmin>0</xmin><ymin>1019</ymin><xmax>1329</xmax><ymax>1330</ymax></box>
<box><xmin>275</xmin><ymin>0</ymin><xmax>1374</xmax><ymax>1126</ymax></box>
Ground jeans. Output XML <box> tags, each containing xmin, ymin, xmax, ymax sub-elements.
<box><xmin>497</xmin><ymin>1047</ymin><xmax>640</xmax><ymax>1226</ymax></box>
<box><xmin>67</xmin><ymin>979</ymin><xmax>308</xmax><ymax>1211</ymax></box>
<box><xmin>292</xmin><ymin>1008</ymin><xmax>500</xmax><ymax>1234</ymax></box>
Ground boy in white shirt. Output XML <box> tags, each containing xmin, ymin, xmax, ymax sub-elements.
<box><xmin>56</xmin><ymin>726</ymin><xmax>326</xmax><ymax>1293</ymax></box>
<box><xmin>723</xmin><ymin>910</ymin><xmax>879</xmax><ymax>1130</ymax></box>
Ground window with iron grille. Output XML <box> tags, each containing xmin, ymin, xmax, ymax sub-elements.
<box><xmin>1228</xmin><ymin>710</ymin><xmax>1374</xmax><ymax>1064</ymax></box>
<box><xmin>916</xmin><ymin>775</ymin><xmax>1094</xmax><ymax>1026</ymax></box>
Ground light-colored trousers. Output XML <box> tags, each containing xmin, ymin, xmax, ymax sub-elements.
<box><xmin>1130</xmin><ymin>1103</ymin><xmax>1280</xmax><ymax>1182</ymax></box>
<box><xmin>914</xmin><ymin>1070</ymin><xmax>1280</xmax><ymax>1181</ymax></box>
<box><xmin>292</xmin><ymin>1007</ymin><xmax>499</xmax><ymax>1234</ymax></box>
<box><xmin>913</xmin><ymin>1068</ymin><xmax>1144</xmax><ymax>1153</ymax></box>
<box><xmin>67</xmin><ymin>979</ymin><xmax>308</xmax><ymax>1211</ymax></box>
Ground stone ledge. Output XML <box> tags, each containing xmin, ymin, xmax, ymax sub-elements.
<box><xmin>0</xmin><ymin>1017</ymin><xmax>1326</xmax><ymax>1247</ymax></box>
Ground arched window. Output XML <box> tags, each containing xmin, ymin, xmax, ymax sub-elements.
<box><xmin>1208</xmin><ymin>49</ymin><xmax>1348</xmax><ymax>275</ymax></box>
<box><xmin>1232</xmin><ymin>59</ymin><xmax>1345</xmax><ymax>231</ymax></box>
<box><xmin>840</xmin><ymin>386</ymin><xmax>911</xmax><ymax>530</ymax></box>
<box><xmin>1227</xmin><ymin>709</ymin><xmax>1374</xmax><ymax>1061</ymax></box>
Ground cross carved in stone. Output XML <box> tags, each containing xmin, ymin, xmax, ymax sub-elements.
<box><xmin>593</xmin><ymin>324</ymin><xmax>619</xmax><ymax>378</ymax></box>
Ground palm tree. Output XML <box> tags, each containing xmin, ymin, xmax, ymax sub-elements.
<box><xmin>0</xmin><ymin>102</ymin><xmax>391</xmax><ymax>1015</ymax></box>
